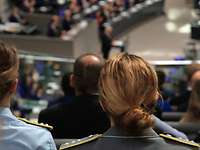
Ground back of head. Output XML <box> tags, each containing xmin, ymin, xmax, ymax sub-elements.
<box><xmin>0</xmin><ymin>42</ymin><xmax>19</xmax><ymax>100</ymax></box>
<box><xmin>99</xmin><ymin>53</ymin><xmax>159</xmax><ymax>132</ymax></box>
<box><xmin>73</xmin><ymin>53</ymin><xmax>103</xmax><ymax>95</ymax></box>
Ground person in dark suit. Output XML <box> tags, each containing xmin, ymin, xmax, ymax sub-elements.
<box><xmin>38</xmin><ymin>53</ymin><xmax>110</xmax><ymax>138</ymax></box>
<box><xmin>60</xmin><ymin>53</ymin><xmax>195</xmax><ymax>150</ymax></box>
<box><xmin>47</xmin><ymin>15</ymin><xmax>61</xmax><ymax>37</ymax></box>
<box><xmin>62</xmin><ymin>10</ymin><xmax>74</xmax><ymax>32</ymax></box>
<box><xmin>9</xmin><ymin>7</ymin><xmax>27</xmax><ymax>24</ymax></box>
<box><xmin>100</xmin><ymin>26</ymin><xmax>113</xmax><ymax>59</ymax></box>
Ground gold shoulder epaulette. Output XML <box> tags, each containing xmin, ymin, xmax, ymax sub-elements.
<box><xmin>59</xmin><ymin>134</ymin><xmax>102</xmax><ymax>150</ymax></box>
<box><xmin>18</xmin><ymin>117</ymin><xmax>53</xmax><ymax>130</ymax></box>
<box><xmin>160</xmin><ymin>134</ymin><xmax>200</xmax><ymax>148</ymax></box>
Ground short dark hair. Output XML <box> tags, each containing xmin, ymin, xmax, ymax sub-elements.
<box><xmin>0</xmin><ymin>42</ymin><xmax>19</xmax><ymax>99</ymax></box>
<box><xmin>73</xmin><ymin>53</ymin><xmax>103</xmax><ymax>94</ymax></box>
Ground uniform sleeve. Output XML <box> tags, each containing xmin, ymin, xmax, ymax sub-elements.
<box><xmin>38</xmin><ymin>129</ymin><xmax>57</xmax><ymax>150</ymax></box>
<box><xmin>152</xmin><ymin>115</ymin><xmax>188</xmax><ymax>140</ymax></box>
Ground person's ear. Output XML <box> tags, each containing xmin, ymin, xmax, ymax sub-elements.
<box><xmin>70</xmin><ymin>74</ymin><xmax>75</xmax><ymax>88</ymax></box>
<box><xmin>9</xmin><ymin>79</ymin><xmax>18</xmax><ymax>94</ymax></box>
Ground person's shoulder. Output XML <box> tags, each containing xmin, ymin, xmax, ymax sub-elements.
<box><xmin>16</xmin><ymin>117</ymin><xmax>57</xmax><ymax>149</ymax></box>
<box><xmin>15</xmin><ymin>117</ymin><xmax>53</xmax><ymax>137</ymax></box>
<box><xmin>160</xmin><ymin>133</ymin><xmax>200</xmax><ymax>150</ymax></box>
<box><xmin>17</xmin><ymin>117</ymin><xmax>53</xmax><ymax>131</ymax></box>
<box><xmin>59</xmin><ymin>134</ymin><xmax>101</xmax><ymax>150</ymax></box>
<box><xmin>39</xmin><ymin>103</ymin><xmax>66</xmax><ymax>117</ymax></box>
<box><xmin>58</xmin><ymin>133</ymin><xmax>200</xmax><ymax>150</ymax></box>
<box><xmin>0</xmin><ymin>116</ymin><xmax>56</xmax><ymax>150</ymax></box>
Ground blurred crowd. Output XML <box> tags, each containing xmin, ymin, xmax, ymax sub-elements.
<box><xmin>8</xmin><ymin>0</ymin><xmax>146</xmax><ymax>37</ymax></box>
<box><xmin>13</xmin><ymin>54</ymin><xmax>200</xmax><ymax>121</ymax></box>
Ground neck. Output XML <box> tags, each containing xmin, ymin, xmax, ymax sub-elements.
<box><xmin>0</xmin><ymin>96</ymin><xmax>10</xmax><ymax>107</ymax></box>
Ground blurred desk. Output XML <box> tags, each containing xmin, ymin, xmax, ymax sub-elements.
<box><xmin>0</xmin><ymin>23</ymin><xmax>37</xmax><ymax>35</ymax></box>
<box><xmin>0</xmin><ymin>20</ymin><xmax>99</xmax><ymax>58</ymax></box>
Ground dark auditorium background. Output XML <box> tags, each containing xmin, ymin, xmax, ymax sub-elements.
<box><xmin>1</xmin><ymin>0</ymin><xmax>200</xmax><ymax>148</ymax></box>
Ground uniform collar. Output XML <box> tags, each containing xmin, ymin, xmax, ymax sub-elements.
<box><xmin>0</xmin><ymin>107</ymin><xmax>13</xmax><ymax>116</ymax></box>
<box><xmin>103</xmin><ymin>127</ymin><xmax>159</xmax><ymax>138</ymax></box>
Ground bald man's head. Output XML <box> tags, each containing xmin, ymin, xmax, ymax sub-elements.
<box><xmin>73</xmin><ymin>53</ymin><xmax>103</xmax><ymax>94</ymax></box>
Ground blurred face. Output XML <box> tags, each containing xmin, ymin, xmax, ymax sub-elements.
<box><xmin>52</xmin><ymin>15</ymin><xmax>60</xmax><ymax>26</ymax></box>
<box><xmin>64</xmin><ymin>10</ymin><xmax>72</xmax><ymax>19</ymax></box>
<box><xmin>71</xmin><ymin>0</ymin><xmax>77</xmax><ymax>5</ymax></box>
<box><xmin>190</xmin><ymin>71</ymin><xmax>200</xmax><ymax>89</ymax></box>
<box><xmin>13</xmin><ymin>7</ymin><xmax>19</xmax><ymax>15</ymax></box>
<box><xmin>116</xmin><ymin>0</ymin><xmax>123</xmax><ymax>6</ymax></box>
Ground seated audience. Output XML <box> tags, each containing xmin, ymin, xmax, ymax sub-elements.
<box><xmin>171</xmin><ymin>64</ymin><xmax>200</xmax><ymax>112</ymax></box>
<box><xmin>47</xmin><ymin>15</ymin><xmax>61</xmax><ymax>37</ymax></box>
<box><xmin>48</xmin><ymin>72</ymin><xmax>75</xmax><ymax>107</ymax></box>
<box><xmin>62</xmin><ymin>10</ymin><xmax>74</xmax><ymax>32</ymax></box>
<box><xmin>156</xmin><ymin>70</ymin><xmax>173</xmax><ymax>112</ymax></box>
<box><xmin>0</xmin><ymin>41</ymin><xmax>56</xmax><ymax>150</ymax></box>
<box><xmin>87</xmin><ymin>0</ymin><xmax>98</xmax><ymax>7</ymax></box>
<box><xmin>38</xmin><ymin>53</ymin><xmax>110</xmax><ymax>138</ymax></box>
<box><xmin>60</xmin><ymin>53</ymin><xmax>192</xmax><ymax>150</ymax></box>
<box><xmin>181</xmin><ymin>79</ymin><xmax>200</xmax><ymax>123</ymax></box>
<box><xmin>100</xmin><ymin>25</ymin><xmax>113</xmax><ymax>59</ymax></box>
<box><xmin>69</xmin><ymin>0</ymin><xmax>82</xmax><ymax>15</ymax></box>
<box><xmin>9</xmin><ymin>7</ymin><xmax>27</xmax><ymax>24</ymax></box>
<box><xmin>113</xmin><ymin>0</ymin><xmax>124</xmax><ymax>16</ymax></box>
<box><xmin>21</xmin><ymin>0</ymin><xmax>36</xmax><ymax>13</ymax></box>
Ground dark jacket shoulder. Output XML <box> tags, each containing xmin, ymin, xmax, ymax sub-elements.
<box><xmin>39</xmin><ymin>94</ymin><xmax>110</xmax><ymax>138</ymax></box>
<box><xmin>59</xmin><ymin>128</ymin><xmax>198</xmax><ymax>150</ymax></box>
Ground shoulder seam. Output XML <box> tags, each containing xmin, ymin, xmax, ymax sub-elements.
<box><xmin>160</xmin><ymin>134</ymin><xmax>200</xmax><ymax>148</ymax></box>
<box><xmin>17</xmin><ymin>117</ymin><xmax>53</xmax><ymax>130</ymax></box>
<box><xmin>59</xmin><ymin>134</ymin><xmax>102</xmax><ymax>150</ymax></box>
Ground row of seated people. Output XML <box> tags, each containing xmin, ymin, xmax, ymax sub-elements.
<box><xmin>15</xmin><ymin>55</ymin><xmax>200</xmax><ymax>115</ymax></box>
<box><xmin>156</xmin><ymin>63</ymin><xmax>200</xmax><ymax>113</ymax></box>
<box><xmin>14</xmin><ymin>0</ymin><xmax>146</xmax><ymax>15</ymax></box>
<box><xmin>16</xmin><ymin>59</ymin><xmax>63</xmax><ymax>101</ymax></box>
<box><xmin>1</xmin><ymin>41</ymin><xmax>200</xmax><ymax>150</ymax></box>
<box><xmin>46</xmin><ymin>0</ymin><xmax>147</xmax><ymax>38</ymax></box>
<box><xmin>8</xmin><ymin>0</ymin><xmax>147</xmax><ymax>37</ymax></box>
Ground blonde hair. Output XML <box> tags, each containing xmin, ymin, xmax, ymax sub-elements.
<box><xmin>0</xmin><ymin>42</ymin><xmax>19</xmax><ymax>99</ymax></box>
<box><xmin>99</xmin><ymin>53</ymin><xmax>159</xmax><ymax>131</ymax></box>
